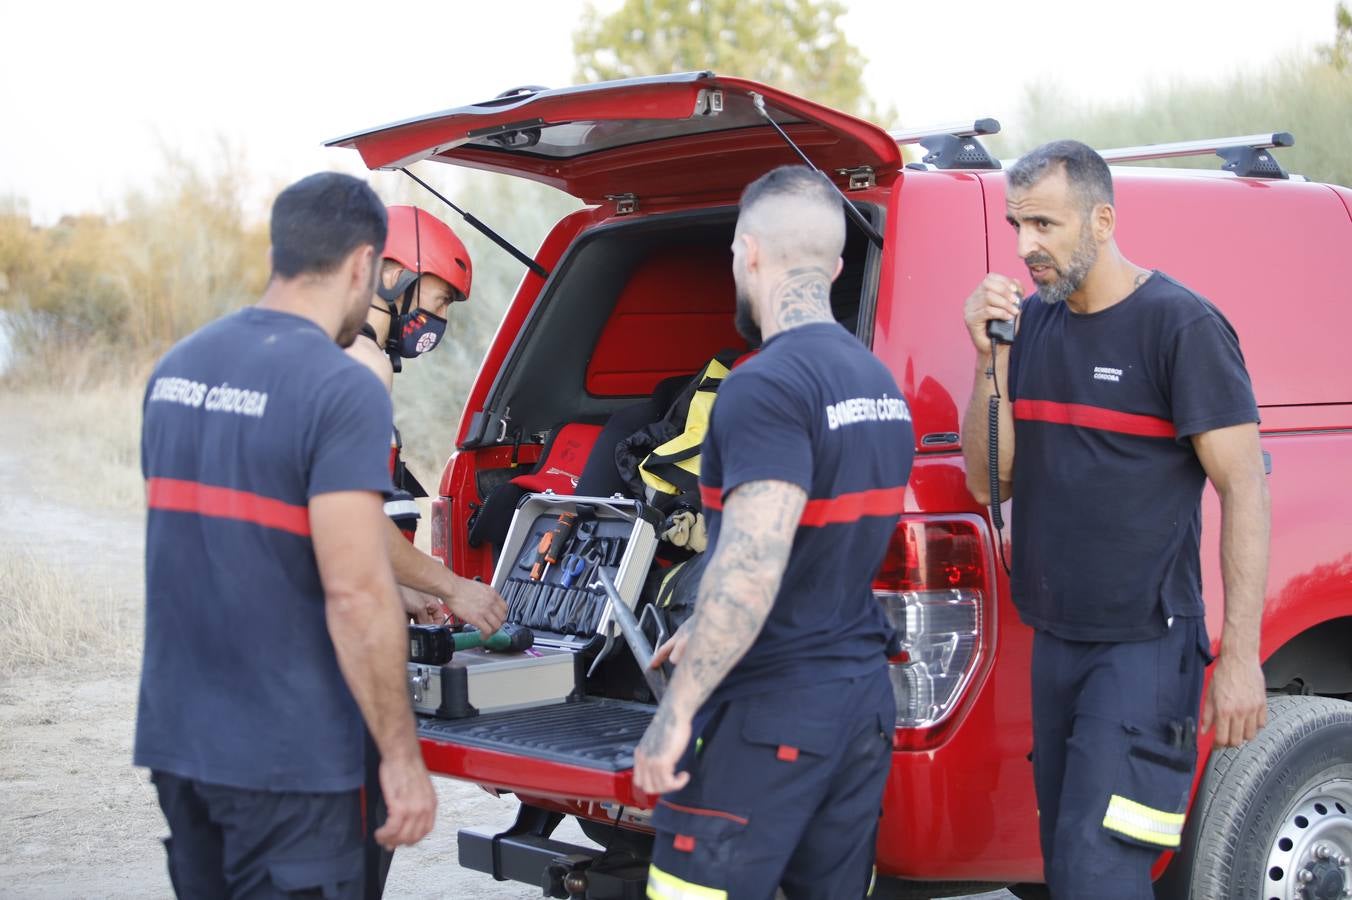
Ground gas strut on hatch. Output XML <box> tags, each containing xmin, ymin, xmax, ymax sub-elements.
<box><xmin>399</xmin><ymin>167</ymin><xmax>550</xmax><ymax>280</ymax></box>
<box><xmin>748</xmin><ymin>92</ymin><xmax>884</xmax><ymax>249</ymax></box>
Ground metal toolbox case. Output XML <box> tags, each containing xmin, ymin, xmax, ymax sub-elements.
<box><xmin>408</xmin><ymin>647</ymin><xmax>581</xmax><ymax>718</ymax></box>
<box><xmin>492</xmin><ymin>493</ymin><xmax>660</xmax><ymax>653</ymax></box>
<box><xmin>408</xmin><ymin>493</ymin><xmax>660</xmax><ymax>719</ymax></box>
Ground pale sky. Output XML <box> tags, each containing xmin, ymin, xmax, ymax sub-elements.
<box><xmin>1</xmin><ymin>0</ymin><xmax>1340</xmax><ymax>223</ymax></box>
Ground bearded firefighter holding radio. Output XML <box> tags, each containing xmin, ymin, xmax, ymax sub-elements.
<box><xmin>346</xmin><ymin>205</ymin><xmax>507</xmax><ymax>898</ymax></box>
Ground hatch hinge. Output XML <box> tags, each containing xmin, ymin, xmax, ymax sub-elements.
<box><xmin>837</xmin><ymin>166</ymin><xmax>876</xmax><ymax>190</ymax></box>
<box><xmin>605</xmin><ymin>193</ymin><xmax>639</xmax><ymax>215</ymax></box>
<box><xmin>695</xmin><ymin>88</ymin><xmax>724</xmax><ymax>116</ymax></box>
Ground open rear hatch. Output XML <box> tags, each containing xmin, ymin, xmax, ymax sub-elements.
<box><xmin>326</xmin><ymin>71</ymin><xmax>901</xmax><ymax>205</ymax></box>
<box><xmin>331</xmin><ymin>75</ymin><xmax>898</xmax><ymax>802</ymax></box>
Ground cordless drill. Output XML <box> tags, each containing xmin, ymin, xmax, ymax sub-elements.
<box><xmin>408</xmin><ymin>622</ymin><xmax>534</xmax><ymax>664</ymax></box>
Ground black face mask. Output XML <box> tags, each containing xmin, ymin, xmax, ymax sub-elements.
<box><xmin>395</xmin><ymin>308</ymin><xmax>447</xmax><ymax>358</ymax></box>
<box><xmin>374</xmin><ymin>270</ymin><xmax>448</xmax><ymax>365</ymax></box>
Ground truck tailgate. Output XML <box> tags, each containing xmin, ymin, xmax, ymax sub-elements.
<box><xmin>417</xmin><ymin>698</ymin><xmax>655</xmax><ymax>805</ymax></box>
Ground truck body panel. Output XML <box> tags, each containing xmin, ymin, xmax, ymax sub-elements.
<box><xmin>337</xmin><ymin>75</ymin><xmax>1352</xmax><ymax>892</ymax></box>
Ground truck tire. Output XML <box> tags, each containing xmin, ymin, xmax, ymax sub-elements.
<box><xmin>1161</xmin><ymin>694</ymin><xmax>1352</xmax><ymax>900</ymax></box>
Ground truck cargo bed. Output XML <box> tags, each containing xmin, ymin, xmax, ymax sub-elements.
<box><xmin>417</xmin><ymin>697</ymin><xmax>654</xmax><ymax>771</ymax></box>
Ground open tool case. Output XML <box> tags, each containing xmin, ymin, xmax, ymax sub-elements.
<box><xmin>409</xmin><ymin>493</ymin><xmax>661</xmax><ymax>719</ymax></box>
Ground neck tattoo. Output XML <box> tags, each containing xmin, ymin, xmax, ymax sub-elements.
<box><xmin>772</xmin><ymin>266</ymin><xmax>834</xmax><ymax>332</ymax></box>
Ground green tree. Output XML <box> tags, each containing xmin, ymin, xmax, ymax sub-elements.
<box><xmin>1318</xmin><ymin>0</ymin><xmax>1351</xmax><ymax>70</ymax></box>
<box><xmin>573</xmin><ymin>0</ymin><xmax>880</xmax><ymax>119</ymax></box>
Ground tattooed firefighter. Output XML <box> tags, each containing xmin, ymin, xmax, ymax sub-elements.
<box><xmin>633</xmin><ymin>165</ymin><xmax>916</xmax><ymax>900</ymax></box>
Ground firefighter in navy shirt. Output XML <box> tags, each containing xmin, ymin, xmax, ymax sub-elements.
<box><xmin>136</xmin><ymin>173</ymin><xmax>435</xmax><ymax>898</ymax></box>
<box><xmin>962</xmin><ymin>141</ymin><xmax>1269</xmax><ymax>899</ymax></box>
<box><xmin>634</xmin><ymin>166</ymin><xmax>915</xmax><ymax>899</ymax></box>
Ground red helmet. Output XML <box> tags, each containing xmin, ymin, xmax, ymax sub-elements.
<box><xmin>383</xmin><ymin>205</ymin><xmax>472</xmax><ymax>302</ymax></box>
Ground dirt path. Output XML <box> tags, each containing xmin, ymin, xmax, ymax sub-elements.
<box><xmin>0</xmin><ymin>397</ymin><xmax>1012</xmax><ymax>900</ymax></box>
<box><xmin>0</xmin><ymin>402</ymin><xmax>566</xmax><ymax>898</ymax></box>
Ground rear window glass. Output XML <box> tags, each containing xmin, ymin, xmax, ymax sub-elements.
<box><xmin>464</xmin><ymin>94</ymin><xmax>804</xmax><ymax>160</ymax></box>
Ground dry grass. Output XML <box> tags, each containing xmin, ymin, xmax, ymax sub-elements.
<box><xmin>0</xmin><ymin>145</ymin><xmax>269</xmax><ymax>365</ymax></box>
<box><xmin>2</xmin><ymin>377</ymin><xmax>147</xmax><ymax>513</ymax></box>
<box><xmin>0</xmin><ymin>546</ymin><xmax>138</xmax><ymax>675</ymax></box>
<box><xmin>1001</xmin><ymin>54</ymin><xmax>1352</xmax><ymax>190</ymax></box>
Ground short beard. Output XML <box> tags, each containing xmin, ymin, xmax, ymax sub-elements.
<box><xmin>1033</xmin><ymin>224</ymin><xmax>1098</xmax><ymax>305</ymax></box>
<box><xmin>335</xmin><ymin>300</ymin><xmax>367</xmax><ymax>348</ymax></box>
<box><xmin>734</xmin><ymin>284</ymin><xmax>762</xmax><ymax>348</ymax></box>
<box><xmin>335</xmin><ymin>323</ymin><xmax>361</xmax><ymax>348</ymax></box>
<box><xmin>336</xmin><ymin>258</ymin><xmax>382</xmax><ymax>348</ymax></box>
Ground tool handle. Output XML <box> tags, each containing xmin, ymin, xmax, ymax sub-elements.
<box><xmin>560</xmin><ymin>555</ymin><xmax>586</xmax><ymax>588</ymax></box>
<box><xmin>529</xmin><ymin>530</ymin><xmax>553</xmax><ymax>580</ymax></box>
<box><xmin>543</xmin><ymin>512</ymin><xmax>577</xmax><ymax>565</ymax></box>
<box><xmin>596</xmin><ymin>568</ymin><xmax>666</xmax><ymax>701</ymax></box>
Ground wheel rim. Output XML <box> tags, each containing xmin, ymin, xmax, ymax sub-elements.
<box><xmin>1263</xmin><ymin>777</ymin><xmax>1352</xmax><ymax>900</ymax></box>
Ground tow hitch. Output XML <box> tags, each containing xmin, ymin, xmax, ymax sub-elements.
<box><xmin>458</xmin><ymin>803</ymin><xmax>649</xmax><ymax>899</ymax></box>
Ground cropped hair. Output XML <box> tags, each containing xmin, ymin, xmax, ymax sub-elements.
<box><xmin>1007</xmin><ymin>140</ymin><xmax>1115</xmax><ymax>214</ymax></box>
<box><xmin>739</xmin><ymin>165</ymin><xmax>841</xmax><ymax>217</ymax></box>
<box><xmin>269</xmin><ymin>173</ymin><xmax>387</xmax><ymax>279</ymax></box>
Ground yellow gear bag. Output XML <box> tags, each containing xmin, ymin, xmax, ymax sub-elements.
<box><xmin>638</xmin><ymin>356</ymin><xmax>730</xmax><ymax>507</ymax></box>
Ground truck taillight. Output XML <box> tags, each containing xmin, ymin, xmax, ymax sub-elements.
<box><xmin>430</xmin><ymin>497</ymin><xmax>451</xmax><ymax>565</ymax></box>
<box><xmin>873</xmin><ymin>516</ymin><xmax>994</xmax><ymax>737</ymax></box>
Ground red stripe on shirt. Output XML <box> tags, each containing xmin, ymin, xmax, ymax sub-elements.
<box><xmin>800</xmin><ymin>486</ymin><xmax>907</xmax><ymax>526</ymax></box>
<box><xmin>147</xmin><ymin>477</ymin><xmax>311</xmax><ymax>537</ymax></box>
<box><xmin>700</xmin><ymin>483</ymin><xmax>905</xmax><ymax>526</ymax></box>
<box><xmin>1013</xmin><ymin>399</ymin><xmax>1176</xmax><ymax>439</ymax></box>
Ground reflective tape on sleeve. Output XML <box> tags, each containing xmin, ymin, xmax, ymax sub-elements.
<box><xmin>383</xmin><ymin>498</ymin><xmax>420</xmax><ymax>519</ymax></box>
<box><xmin>1102</xmin><ymin>794</ymin><xmax>1185</xmax><ymax>847</ymax></box>
<box><xmin>647</xmin><ymin>864</ymin><xmax>727</xmax><ymax>900</ymax></box>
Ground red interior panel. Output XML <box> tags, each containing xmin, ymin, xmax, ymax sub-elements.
<box><xmin>511</xmin><ymin>424</ymin><xmax>603</xmax><ymax>494</ymax></box>
<box><xmin>586</xmin><ymin>244</ymin><xmax>744</xmax><ymax>395</ymax></box>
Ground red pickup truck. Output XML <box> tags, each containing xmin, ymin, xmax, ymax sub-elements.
<box><xmin>331</xmin><ymin>73</ymin><xmax>1352</xmax><ymax>899</ymax></box>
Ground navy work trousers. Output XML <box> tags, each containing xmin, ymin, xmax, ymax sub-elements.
<box><xmin>151</xmin><ymin>771</ymin><xmax>364</xmax><ymax>899</ymax></box>
<box><xmin>648</xmin><ymin>667</ymin><xmax>895</xmax><ymax>900</ymax></box>
<box><xmin>1031</xmin><ymin>616</ymin><xmax>1211</xmax><ymax>900</ymax></box>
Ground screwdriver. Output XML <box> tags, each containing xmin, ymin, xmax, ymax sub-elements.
<box><xmin>540</xmin><ymin>512</ymin><xmax>577</xmax><ymax>580</ymax></box>
<box><xmin>529</xmin><ymin>530</ymin><xmax>554</xmax><ymax>581</ymax></box>
<box><xmin>530</xmin><ymin>511</ymin><xmax>577</xmax><ymax>581</ymax></box>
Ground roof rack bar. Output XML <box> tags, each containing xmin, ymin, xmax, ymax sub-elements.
<box><xmin>1098</xmin><ymin>132</ymin><xmax>1293</xmax><ymax>163</ymax></box>
<box><xmin>891</xmin><ymin>118</ymin><xmax>1000</xmax><ymax>145</ymax></box>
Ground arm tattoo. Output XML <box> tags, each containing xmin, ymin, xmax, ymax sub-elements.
<box><xmin>772</xmin><ymin>266</ymin><xmax>834</xmax><ymax>332</ymax></box>
<box><xmin>645</xmin><ymin>481</ymin><xmax>807</xmax><ymax>735</ymax></box>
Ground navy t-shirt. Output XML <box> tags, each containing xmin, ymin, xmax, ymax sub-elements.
<box><xmin>699</xmin><ymin>322</ymin><xmax>914</xmax><ymax>701</ymax></box>
<box><xmin>135</xmin><ymin>307</ymin><xmax>393</xmax><ymax>793</ymax></box>
<box><xmin>1008</xmin><ymin>272</ymin><xmax>1259</xmax><ymax>641</ymax></box>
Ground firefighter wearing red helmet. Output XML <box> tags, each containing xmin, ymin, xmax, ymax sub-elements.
<box><xmin>349</xmin><ymin>205</ymin><xmax>474</xmax><ymax>388</ymax></box>
<box><xmin>346</xmin><ymin>203</ymin><xmax>504</xmax><ymax>624</ymax></box>
<box><xmin>346</xmin><ymin>206</ymin><xmax>506</xmax><ymax>899</ymax></box>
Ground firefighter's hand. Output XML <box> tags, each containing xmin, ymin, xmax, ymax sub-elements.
<box><xmin>650</xmin><ymin>620</ymin><xmax>693</xmax><ymax>669</ymax></box>
<box><xmin>375</xmin><ymin>752</ymin><xmax>437</xmax><ymax>850</ymax></box>
<box><xmin>964</xmin><ymin>273</ymin><xmax>1022</xmax><ymax>355</ymax></box>
<box><xmin>1201</xmin><ymin>652</ymin><xmax>1268</xmax><ymax>747</ymax></box>
<box><xmin>401</xmin><ymin>586</ymin><xmax>448</xmax><ymax>624</ymax></box>
<box><xmin>634</xmin><ymin>705</ymin><xmax>692</xmax><ymax>795</ymax></box>
<box><xmin>447</xmin><ymin>577</ymin><xmax>507</xmax><ymax>636</ymax></box>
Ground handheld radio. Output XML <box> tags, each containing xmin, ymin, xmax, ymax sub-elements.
<box><xmin>985</xmin><ymin>296</ymin><xmax>1017</xmax><ymax>574</ymax></box>
<box><xmin>986</xmin><ymin>316</ymin><xmax>1016</xmax><ymax>345</ymax></box>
